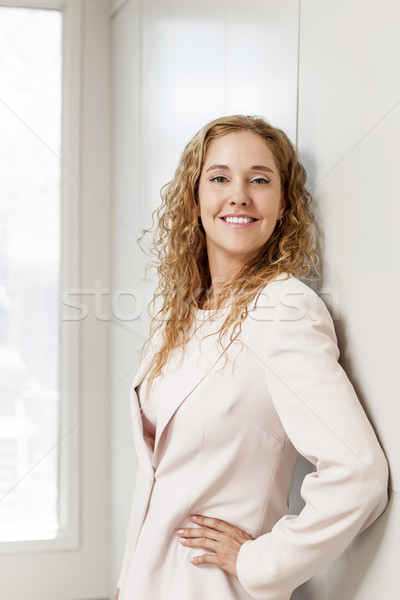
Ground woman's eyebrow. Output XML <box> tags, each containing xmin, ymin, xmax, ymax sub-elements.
<box><xmin>251</xmin><ymin>165</ymin><xmax>275</xmax><ymax>174</ymax></box>
<box><xmin>206</xmin><ymin>164</ymin><xmax>275</xmax><ymax>174</ymax></box>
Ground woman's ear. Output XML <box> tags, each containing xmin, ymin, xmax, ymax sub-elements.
<box><xmin>279</xmin><ymin>190</ymin><xmax>288</xmax><ymax>218</ymax></box>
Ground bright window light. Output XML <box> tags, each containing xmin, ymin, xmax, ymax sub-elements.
<box><xmin>0</xmin><ymin>6</ymin><xmax>62</xmax><ymax>541</ymax></box>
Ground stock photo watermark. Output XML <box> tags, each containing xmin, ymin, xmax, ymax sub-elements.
<box><xmin>61</xmin><ymin>280</ymin><xmax>341</xmax><ymax>324</ymax></box>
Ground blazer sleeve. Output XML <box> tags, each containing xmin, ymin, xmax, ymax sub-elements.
<box><xmin>236</xmin><ymin>282</ymin><xmax>389</xmax><ymax>600</ymax></box>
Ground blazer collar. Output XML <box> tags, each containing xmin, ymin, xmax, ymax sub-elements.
<box><xmin>129</xmin><ymin>274</ymin><xmax>291</xmax><ymax>474</ymax></box>
<box><xmin>129</xmin><ymin>317</ymin><xmax>239</xmax><ymax>474</ymax></box>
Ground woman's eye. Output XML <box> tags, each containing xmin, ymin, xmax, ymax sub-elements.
<box><xmin>209</xmin><ymin>175</ymin><xmax>228</xmax><ymax>183</ymax></box>
<box><xmin>252</xmin><ymin>177</ymin><xmax>271</xmax><ymax>184</ymax></box>
<box><xmin>208</xmin><ymin>175</ymin><xmax>270</xmax><ymax>184</ymax></box>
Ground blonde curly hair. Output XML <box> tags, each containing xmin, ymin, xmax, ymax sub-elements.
<box><xmin>138</xmin><ymin>114</ymin><xmax>320</xmax><ymax>405</ymax></box>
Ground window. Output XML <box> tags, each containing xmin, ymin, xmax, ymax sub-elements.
<box><xmin>0</xmin><ymin>5</ymin><xmax>62</xmax><ymax>542</ymax></box>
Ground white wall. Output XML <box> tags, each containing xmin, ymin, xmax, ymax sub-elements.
<box><xmin>297</xmin><ymin>1</ymin><xmax>399</xmax><ymax>597</ymax></box>
<box><xmin>110</xmin><ymin>0</ymin><xmax>397</xmax><ymax>597</ymax></box>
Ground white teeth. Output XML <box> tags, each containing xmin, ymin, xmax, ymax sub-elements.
<box><xmin>224</xmin><ymin>216</ymin><xmax>255</xmax><ymax>224</ymax></box>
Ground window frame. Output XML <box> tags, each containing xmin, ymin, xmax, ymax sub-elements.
<box><xmin>0</xmin><ymin>0</ymin><xmax>82</xmax><ymax>554</ymax></box>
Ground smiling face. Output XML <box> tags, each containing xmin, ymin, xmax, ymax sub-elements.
<box><xmin>197</xmin><ymin>130</ymin><xmax>286</xmax><ymax>280</ymax></box>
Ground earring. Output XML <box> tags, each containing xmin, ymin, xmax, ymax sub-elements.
<box><xmin>276</xmin><ymin>215</ymin><xmax>285</xmax><ymax>227</ymax></box>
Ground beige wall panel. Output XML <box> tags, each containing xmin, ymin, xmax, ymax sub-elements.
<box><xmin>297</xmin><ymin>1</ymin><xmax>399</xmax><ymax>597</ymax></box>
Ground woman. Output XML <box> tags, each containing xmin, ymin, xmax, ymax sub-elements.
<box><xmin>116</xmin><ymin>115</ymin><xmax>389</xmax><ymax>600</ymax></box>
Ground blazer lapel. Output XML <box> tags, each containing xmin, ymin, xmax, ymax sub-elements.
<box><xmin>129</xmin><ymin>342</ymin><xmax>160</xmax><ymax>477</ymax></box>
<box><xmin>130</xmin><ymin>325</ymin><xmax>239</xmax><ymax>471</ymax></box>
<box><xmin>151</xmin><ymin>334</ymin><xmax>239</xmax><ymax>467</ymax></box>
<box><xmin>129</xmin><ymin>275</ymin><xmax>290</xmax><ymax>475</ymax></box>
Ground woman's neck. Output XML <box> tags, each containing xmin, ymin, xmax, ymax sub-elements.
<box><xmin>199</xmin><ymin>282</ymin><xmax>228</xmax><ymax>311</ymax></box>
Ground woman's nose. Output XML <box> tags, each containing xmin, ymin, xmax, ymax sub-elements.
<box><xmin>229</xmin><ymin>182</ymin><xmax>250</xmax><ymax>205</ymax></box>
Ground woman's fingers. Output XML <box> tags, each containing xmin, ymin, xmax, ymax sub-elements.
<box><xmin>178</xmin><ymin>526</ymin><xmax>239</xmax><ymax>552</ymax></box>
<box><xmin>189</xmin><ymin>514</ymin><xmax>235</xmax><ymax>534</ymax></box>
<box><xmin>179</xmin><ymin>534</ymin><xmax>219</xmax><ymax>551</ymax></box>
<box><xmin>186</xmin><ymin>514</ymin><xmax>253</xmax><ymax>542</ymax></box>
<box><xmin>190</xmin><ymin>551</ymin><xmax>226</xmax><ymax>568</ymax></box>
<box><xmin>179</xmin><ymin>529</ymin><xmax>220</xmax><ymax>543</ymax></box>
<box><xmin>174</xmin><ymin>514</ymin><xmax>254</xmax><ymax>578</ymax></box>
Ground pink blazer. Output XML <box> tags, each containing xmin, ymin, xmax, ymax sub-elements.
<box><xmin>117</xmin><ymin>273</ymin><xmax>389</xmax><ymax>600</ymax></box>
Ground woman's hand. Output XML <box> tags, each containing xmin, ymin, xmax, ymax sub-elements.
<box><xmin>174</xmin><ymin>514</ymin><xmax>254</xmax><ymax>578</ymax></box>
<box><xmin>115</xmin><ymin>588</ymin><xmax>119</xmax><ymax>599</ymax></box>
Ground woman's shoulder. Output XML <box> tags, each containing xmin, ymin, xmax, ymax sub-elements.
<box><xmin>245</xmin><ymin>272</ymin><xmax>334</xmax><ymax>333</ymax></box>
<box><xmin>248</xmin><ymin>272</ymin><xmax>320</xmax><ymax>311</ymax></box>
